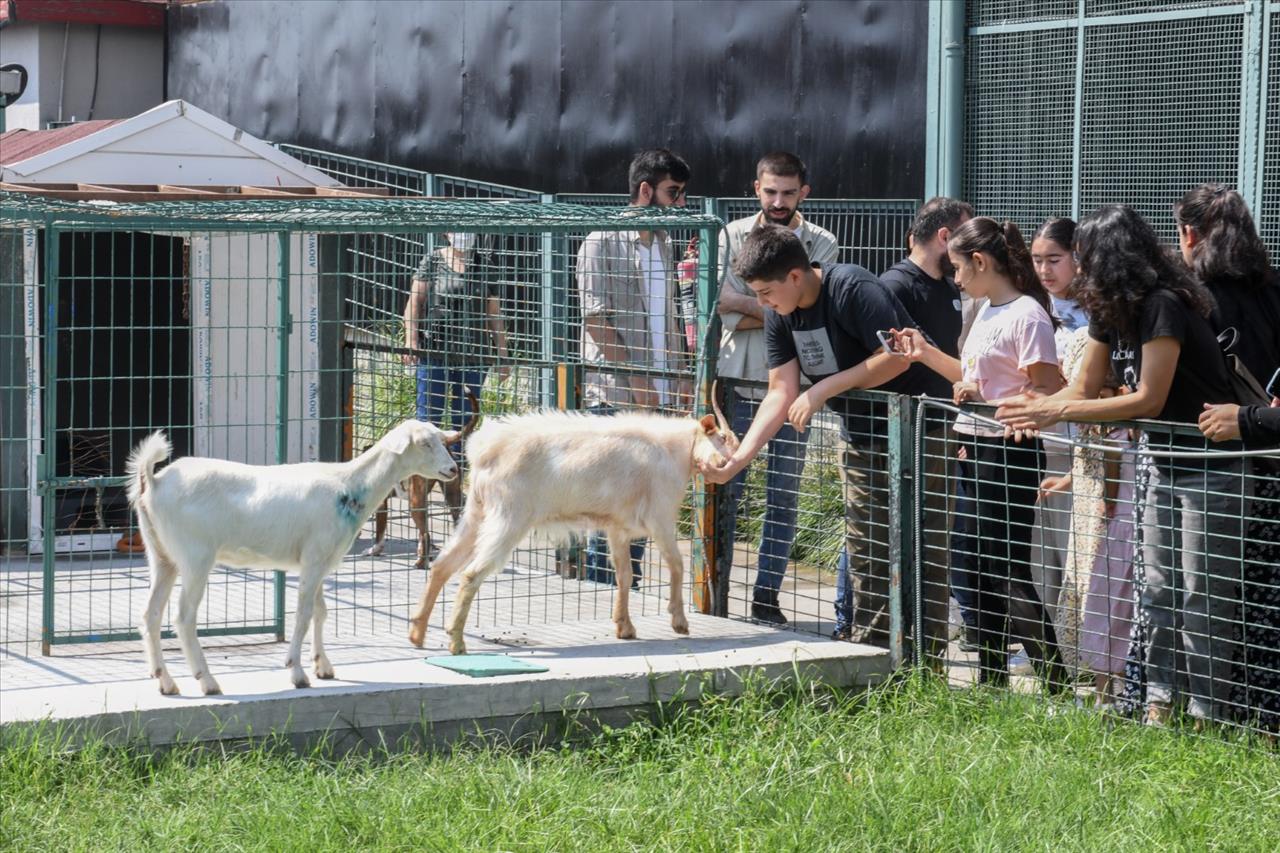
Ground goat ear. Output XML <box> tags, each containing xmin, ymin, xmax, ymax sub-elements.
<box><xmin>383</xmin><ymin>426</ymin><xmax>411</xmax><ymax>455</ymax></box>
<box><xmin>699</xmin><ymin>414</ymin><xmax>717</xmax><ymax>434</ymax></box>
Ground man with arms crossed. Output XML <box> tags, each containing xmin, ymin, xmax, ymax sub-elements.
<box><xmin>715</xmin><ymin>151</ymin><xmax>838</xmax><ymax>624</ymax></box>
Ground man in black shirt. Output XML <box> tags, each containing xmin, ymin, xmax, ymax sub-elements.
<box><xmin>700</xmin><ymin>224</ymin><xmax>921</xmax><ymax>649</ymax></box>
<box><xmin>879</xmin><ymin>197</ymin><xmax>975</xmax><ymax>655</ymax></box>
<box><xmin>879</xmin><ymin>197</ymin><xmax>973</xmax><ymax>390</ymax></box>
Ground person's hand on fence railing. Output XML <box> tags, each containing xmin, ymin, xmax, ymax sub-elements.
<box><xmin>994</xmin><ymin>389</ymin><xmax>1060</xmax><ymax>433</ymax></box>
<box><xmin>787</xmin><ymin>387</ymin><xmax>826</xmax><ymax>433</ymax></box>
<box><xmin>1198</xmin><ymin>402</ymin><xmax>1241</xmax><ymax>442</ymax></box>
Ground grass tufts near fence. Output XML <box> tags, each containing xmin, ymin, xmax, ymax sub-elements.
<box><xmin>3</xmin><ymin>677</ymin><xmax>1276</xmax><ymax>851</ymax></box>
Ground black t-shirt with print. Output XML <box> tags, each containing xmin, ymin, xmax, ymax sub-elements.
<box><xmin>1088</xmin><ymin>288</ymin><xmax>1240</xmax><ymax>459</ymax></box>
<box><xmin>879</xmin><ymin>257</ymin><xmax>962</xmax><ymax>399</ymax></box>
<box><xmin>766</xmin><ymin>263</ymin><xmax>924</xmax><ymax>438</ymax></box>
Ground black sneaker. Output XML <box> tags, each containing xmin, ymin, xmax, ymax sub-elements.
<box><xmin>831</xmin><ymin>627</ymin><xmax>853</xmax><ymax>642</ymax></box>
<box><xmin>751</xmin><ymin>602</ymin><xmax>788</xmax><ymax>625</ymax></box>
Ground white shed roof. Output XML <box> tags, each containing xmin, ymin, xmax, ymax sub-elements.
<box><xmin>0</xmin><ymin>99</ymin><xmax>341</xmax><ymax>187</ymax></box>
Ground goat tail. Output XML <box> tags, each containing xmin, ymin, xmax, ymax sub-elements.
<box><xmin>126</xmin><ymin>431</ymin><xmax>172</xmax><ymax>507</ymax></box>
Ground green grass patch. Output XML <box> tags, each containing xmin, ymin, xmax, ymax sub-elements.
<box><xmin>4</xmin><ymin>677</ymin><xmax>1276</xmax><ymax>851</ymax></box>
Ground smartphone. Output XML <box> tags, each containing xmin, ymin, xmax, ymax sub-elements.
<box><xmin>876</xmin><ymin>329</ymin><xmax>904</xmax><ymax>356</ymax></box>
<box><xmin>1267</xmin><ymin>366</ymin><xmax>1280</xmax><ymax>400</ymax></box>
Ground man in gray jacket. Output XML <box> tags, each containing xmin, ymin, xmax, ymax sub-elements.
<box><xmin>715</xmin><ymin>152</ymin><xmax>838</xmax><ymax>623</ymax></box>
<box><xmin>576</xmin><ymin>148</ymin><xmax>692</xmax><ymax>585</ymax></box>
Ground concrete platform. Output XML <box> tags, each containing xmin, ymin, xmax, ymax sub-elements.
<box><xmin>0</xmin><ymin>613</ymin><xmax>891</xmax><ymax>752</ymax></box>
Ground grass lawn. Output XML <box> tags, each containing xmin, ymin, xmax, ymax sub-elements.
<box><xmin>3</xmin><ymin>676</ymin><xmax>1277</xmax><ymax>852</ymax></box>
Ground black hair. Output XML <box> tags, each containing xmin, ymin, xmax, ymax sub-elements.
<box><xmin>1032</xmin><ymin>217</ymin><xmax>1077</xmax><ymax>253</ymax></box>
<box><xmin>1074</xmin><ymin>204</ymin><xmax>1214</xmax><ymax>338</ymax></box>
<box><xmin>910</xmin><ymin>197</ymin><xmax>975</xmax><ymax>244</ymax></box>
<box><xmin>1173</xmin><ymin>184</ymin><xmax>1273</xmax><ymax>289</ymax></box>
<box><xmin>755</xmin><ymin>151</ymin><xmax>808</xmax><ymax>186</ymax></box>
<box><xmin>628</xmin><ymin>148</ymin><xmax>692</xmax><ymax>201</ymax></box>
<box><xmin>949</xmin><ymin>217</ymin><xmax>1059</xmax><ymax>328</ymax></box>
<box><xmin>732</xmin><ymin>223</ymin><xmax>812</xmax><ymax>282</ymax></box>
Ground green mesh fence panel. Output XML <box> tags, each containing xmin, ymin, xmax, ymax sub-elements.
<box><xmin>1079</xmin><ymin>14</ymin><xmax>1243</xmax><ymax>241</ymax></box>
<box><xmin>433</xmin><ymin>175</ymin><xmax>542</xmax><ymax>200</ymax></box>
<box><xmin>966</xmin><ymin>0</ymin><xmax>1075</xmax><ymax>28</ymax></box>
<box><xmin>714</xmin><ymin>198</ymin><xmax>919</xmax><ymax>275</ymax></box>
<box><xmin>963</xmin><ymin>26</ymin><xmax>1076</xmax><ymax>229</ymax></box>
<box><xmin>1260</xmin><ymin>5</ymin><xmax>1280</xmax><ymax>255</ymax></box>
<box><xmin>274</xmin><ymin>144</ymin><xmax>430</xmax><ymax>195</ymax></box>
<box><xmin>965</xmin><ymin>1</ymin><xmax>1269</xmax><ymax>245</ymax></box>
<box><xmin>1</xmin><ymin>195</ymin><xmax>727</xmax><ymax>656</ymax></box>
<box><xmin>1085</xmin><ymin>0</ymin><xmax>1240</xmax><ymax>15</ymax></box>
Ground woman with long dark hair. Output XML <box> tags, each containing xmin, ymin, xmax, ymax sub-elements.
<box><xmin>894</xmin><ymin>217</ymin><xmax>1067</xmax><ymax>691</ymax></box>
<box><xmin>1177</xmin><ymin>184</ymin><xmax>1280</xmax><ymax>733</ymax></box>
<box><xmin>997</xmin><ymin>204</ymin><xmax>1247</xmax><ymax>726</ymax></box>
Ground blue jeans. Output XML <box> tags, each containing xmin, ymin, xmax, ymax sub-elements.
<box><xmin>416</xmin><ymin>365</ymin><xmax>485</xmax><ymax>428</ymax></box>
<box><xmin>582</xmin><ymin>404</ymin><xmax>645</xmax><ymax>586</ymax></box>
<box><xmin>719</xmin><ymin>392</ymin><xmax>808</xmax><ymax>595</ymax></box>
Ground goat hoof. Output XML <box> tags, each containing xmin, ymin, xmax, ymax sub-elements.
<box><xmin>616</xmin><ymin>622</ymin><xmax>637</xmax><ymax>640</ymax></box>
<box><xmin>292</xmin><ymin>676</ymin><xmax>311</xmax><ymax>689</ymax></box>
<box><xmin>408</xmin><ymin>625</ymin><xmax>426</xmax><ymax>648</ymax></box>
<box><xmin>314</xmin><ymin>660</ymin><xmax>335</xmax><ymax>680</ymax></box>
<box><xmin>672</xmin><ymin>621</ymin><xmax>690</xmax><ymax>636</ymax></box>
<box><xmin>414</xmin><ymin>558</ymin><xmax>427</xmax><ymax>571</ymax></box>
<box><xmin>203</xmin><ymin>684</ymin><xmax>223</xmax><ymax>696</ymax></box>
<box><xmin>449</xmin><ymin>639</ymin><xmax>467</xmax><ymax>656</ymax></box>
<box><xmin>158</xmin><ymin>679</ymin><xmax>180</xmax><ymax>696</ymax></box>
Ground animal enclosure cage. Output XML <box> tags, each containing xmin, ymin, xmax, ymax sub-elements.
<box><xmin>0</xmin><ymin>191</ymin><xmax>729</xmax><ymax>656</ymax></box>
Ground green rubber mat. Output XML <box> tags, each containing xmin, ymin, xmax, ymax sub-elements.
<box><xmin>424</xmin><ymin>654</ymin><xmax>550</xmax><ymax>677</ymax></box>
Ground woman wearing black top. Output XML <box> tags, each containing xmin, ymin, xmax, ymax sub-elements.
<box><xmin>1177</xmin><ymin>184</ymin><xmax>1280</xmax><ymax>733</ymax></box>
<box><xmin>997</xmin><ymin>205</ymin><xmax>1246</xmax><ymax>727</ymax></box>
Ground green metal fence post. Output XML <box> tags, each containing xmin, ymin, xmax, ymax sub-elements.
<box><xmin>274</xmin><ymin>231</ymin><xmax>292</xmax><ymax>641</ymax></box>
<box><xmin>886</xmin><ymin>394</ymin><xmax>912</xmax><ymax>670</ymax></box>
<box><xmin>39</xmin><ymin>223</ymin><xmax>59</xmax><ymax>656</ymax></box>
<box><xmin>693</xmin><ymin>223</ymin><xmax>722</xmax><ymax>615</ymax></box>
<box><xmin>1240</xmin><ymin>0</ymin><xmax>1267</xmax><ymax>212</ymax></box>
<box><xmin>926</xmin><ymin>0</ymin><xmax>966</xmax><ymax>200</ymax></box>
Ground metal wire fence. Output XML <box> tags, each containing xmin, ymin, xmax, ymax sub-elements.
<box><xmin>910</xmin><ymin>398</ymin><xmax>1279</xmax><ymax>739</ymax></box>
<box><xmin>963</xmin><ymin>0</ymin><xmax>1278</xmax><ymax>255</ymax></box>
<box><xmin>0</xmin><ymin>193</ymin><xmax>723</xmax><ymax>657</ymax></box>
<box><xmin>4</xmin><ymin>154</ymin><xmax>1278</xmax><ymax>743</ymax></box>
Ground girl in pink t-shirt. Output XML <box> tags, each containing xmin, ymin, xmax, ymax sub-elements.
<box><xmin>893</xmin><ymin>217</ymin><xmax>1067</xmax><ymax>691</ymax></box>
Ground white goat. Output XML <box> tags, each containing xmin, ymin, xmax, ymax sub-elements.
<box><xmin>128</xmin><ymin>420</ymin><xmax>462</xmax><ymax>695</ymax></box>
<box><xmin>407</xmin><ymin>401</ymin><xmax>739</xmax><ymax>654</ymax></box>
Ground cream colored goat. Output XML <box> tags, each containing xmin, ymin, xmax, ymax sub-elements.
<box><xmin>407</xmin><ymin>404</ymin><xmax>739</xmax><ymax>654</ymax></box>
<box><xmin>128</xmin><ymin>419</ymin><xmax>462</xmax><ymax>695</ymax></box>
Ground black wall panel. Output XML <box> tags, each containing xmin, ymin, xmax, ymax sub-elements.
<box><xmin>167</xmin><ymin>0</ymin><xmax>926</xmax><ymax>198</ymax></box>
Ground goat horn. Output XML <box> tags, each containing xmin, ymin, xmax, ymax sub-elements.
<box><xmin>710</xmin><ymin>381</ymin><xmax>735</xmax><ymax>444</ymax></box>
<box><xmin>445</xmin><ymin>390</ymin><xmax>483</xmax><ymax>447</ymax></box>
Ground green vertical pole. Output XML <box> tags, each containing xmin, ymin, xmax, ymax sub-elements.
<box><xmin>925</xmin><ymin>1</ymin><xmax>966</xmax><ymax>200</ymax></box>
<box><xmin>1239</xmin><ymin>0</ymin><xmax>1266</xmax><ymax>212</ymax></box>
<box><xmin>886</xmin><ymin>394</ymin><xmax>910</xmax><ymax>670</ymax></box>
<box><xmin>692</xmin><ymin>223</ymin><xmax>721</xmax><ymax>615</ymax></box>
<box><xmin>1071</xmin><ymin>0</ymin><xmax>1085</xmax><ymax>221</ymax></box>
<box><xmin>40</xmin><ymin>224</ymin><xmax>59</xmax><ymax>655</ymax></box>
<box><xmin>540</xmin><ymin>194</ymin><xmax>558</xmax><ymax>409</ymax></box>
<box><xmin>274</xmin><ymin>231</ymin><xmax>291</xmax><ymax>641</ymax></box>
